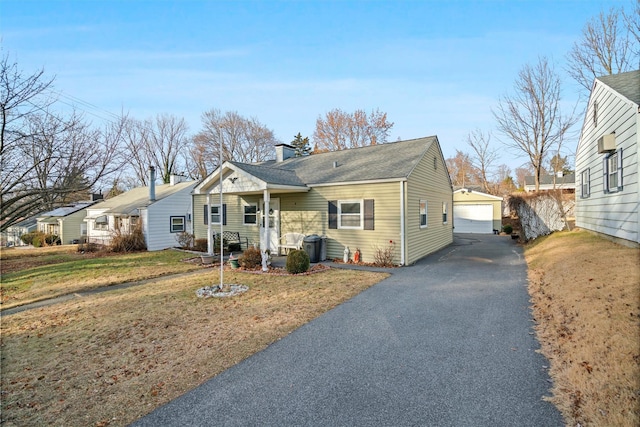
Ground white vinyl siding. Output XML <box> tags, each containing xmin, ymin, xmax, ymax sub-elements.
<box><xmin>575</xmin><ymin>75</ymin><xmax>639</xmax><ymax>244</ymax></box>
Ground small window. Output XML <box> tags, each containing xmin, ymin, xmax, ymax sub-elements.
<box><xmin>442</xmin><ymin>202</ymin><xmax>448</xmax><ymax>224</ymax></box>
<box><xmin>170</xmin><ymin>216</ymin><xmax>185</xmax><ymax>233</ymax></box>
<box><xmin>210</xmin><ymin>205</ymin><xmax>221</xmax><ymax>224</ymax></box>
<box><xmin>419</xmin><ymin>200</ymin><xmax>428</xmax><ymax>228</ymax></box>
<box><xmin>244</xmin><ymin>204</ymin><xmax>257</xmax><ymax>225</ymax></box>
<box><xmin>580</xmin><ymin>168</ymin><xmax>590</xmax><ymax>198</ymax></box>
<box><xmin>338</xmin><ymin>200</ymin><xmax>363</xmax><ymax>229</ymax></box>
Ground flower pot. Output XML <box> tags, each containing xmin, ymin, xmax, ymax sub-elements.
<box><xmin>201</xmin><ymin>254</ymin><xmax>216</xmax><ymax>265</ymax></box>
<box><xmin>229</xmin><ymin>259</ymin><xmax>240</xmax><ymax>269</ymax></box>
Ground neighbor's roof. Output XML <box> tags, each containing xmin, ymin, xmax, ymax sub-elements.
<box><xmin>88</xmin><ymin>180</ymin><xmax>196</xmax><ymax>216</ymax></box>
<box><xmin>524</xmin><ymin>173</ymin><xmax>576</xmax><ymax>186</ymax></box>
<box><xmin>38</xmin><ymin>202</ymin><xmax>96</xmax><ymax>218</ymax></box>
<box><xmin>597</xmin><ymin>70</ymin><xmax>640</xmax><ymax>105</ymax></box>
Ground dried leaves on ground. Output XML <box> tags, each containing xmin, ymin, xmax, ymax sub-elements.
<box><xmin>526</xmin><ymin>229</ymin><xmax>640</xmax><ymax>427</ymax></box>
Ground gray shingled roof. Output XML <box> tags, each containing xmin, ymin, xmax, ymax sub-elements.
<box><xmin>230</xmin><ymin>136</ymin><xmax>437</xmax><ymax>187</ymax></box>
<box><xmin>597</xmin><ymin>70</ymin><xmax>640</xmax><ymax>104</ymax></box>
<box><xmin>89</xmin><ymin>181</ymin><xmax>196</xmax><ymax>215</ymax></box>
<box><xmin>38</xmin><ymin>202</ymin><xmax>95</xmax><ymax>218</ymax></box>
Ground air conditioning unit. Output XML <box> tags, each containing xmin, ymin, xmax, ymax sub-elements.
<box><xmin>597</xmin><ymin>133</ymin><xmax>616</xmax><ymax>153</ymax></box>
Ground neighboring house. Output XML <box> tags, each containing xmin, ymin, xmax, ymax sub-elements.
<box><xmin>85</xmin><ymin>172</ymin><xmax>196</xmax><ymax>251</ymax></box>
<box><xmin>575</xmin><ymin>69</ymin><xmax>640</xmax><ymax>246</ymax></box>
<box><xmin>523</xmin><ymin>173</ymin><xmax>576</xmax><ymax>192</ymax></box>
<box><xmin>453</xmin><ymin>188</ymin><xmax>503</xmax><ymax>234</ymax></box>
<box><xmin>192</xmin><ymin>136</ymin><xmax>453</xmax><ymax>265</ymax></box>
<box><xmin>3</xmin><ymin>217</ymin><xmax>38</xmax><ymax>246</ymax></box>
<box><xmin>37</xmin><ymin>200</ymin><xmax>100</xmax><ymax>244</ymax></box>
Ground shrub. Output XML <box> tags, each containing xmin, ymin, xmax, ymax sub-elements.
<box><xmin>238</xmin><ymin>246</ymin><xmax>262</xmax><ymax>269</ymax></box>
<box><xmin>175</xmin><ymin>231</ymin><xmax>195</xmax><ymax>249</ymax></box>
<box><xmin>20</xmin><ymin>231</ymin><xmax>37</xmax><ymax>246</ymax></box>
<box><xmin>372</xmin><ymin>241</ymin><xmax>395</xmax><ymax>267</ymax></box>
<box><xmin>21</xmin><ymin>231</ymin><xmax>59</xmax><ymax>247</ymax></box>
<box><xmin>109</xmin><ymin>225</ymin><xmax>147</xmax><ymax>253</ymax></box>
<box><xmin>286</xmin><ymin>249</ymin><xmax>310</xmax><ymax>274</ymax></box>
<box><xmin>32</xmin><ymin>235</ymin><xmax>43</xmax><ymax>248</ymax></box>
<box><xmin>194</xmin><ymin>238</ymin><xmax>208</xmax><ymax>252</ymax></box>
<box><xmin>502</xmin><ymin>224</ymin><xmax>513</xmax><ymax>234</ymax></box>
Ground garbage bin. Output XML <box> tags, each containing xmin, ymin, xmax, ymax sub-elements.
<box><xmin>319</xmin><ymin>235</ymin><xmax>327</xmax><ymax>261</ymax></box>
<box><xmin>303</xmin><ymin>234</ymin><xmax>321</xmax><ymax>263</ymax></box>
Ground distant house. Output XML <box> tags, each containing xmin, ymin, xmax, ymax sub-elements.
<box><xmin>85</xmin><ymin>171</ymin><xmax>196</xmax><ymax>251</ymax></box>
<box><xmin>453</xmin><ymin>189</ymin><xmax>503</xmax><ymax>234</ymax></box>
<box><xmin>37</xmin><ymin>199</ymin><xmax>101</xmax><ymax>244</ymax></box>
<box><xmin>3</xmin><ymin>216</ymin><xmax>38</xmax><ymax>246</ymax></box>
<box><xmin>523</xmin><ymin>173</ymin><xmax>576</xmax><ymax>192</ymax></box>
<box><xmin>192</xmin><ymin>137</ymin><xmax>454</xmax><ymax>265</ymax></box>
<box><xmin>575</xmin><ymin>69</ymin><xmax>640</xmax><ymax>246</ymax></box>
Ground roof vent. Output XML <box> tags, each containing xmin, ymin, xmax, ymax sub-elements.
<box><xmin>597</xmin><ymin>133</ymin><xmax>616</xmax><ymax>153</ymax></box>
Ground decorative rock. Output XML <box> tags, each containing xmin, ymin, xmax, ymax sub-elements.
<box><xmin>196</xmin><ymin>284</ymin><xmax>249</xmax><ymax>298</ymax></box>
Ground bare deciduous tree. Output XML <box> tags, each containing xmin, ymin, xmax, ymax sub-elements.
<box><xmin>313</xmin><ymin>108</ymin><xmax>394</xmax><ymax>152</ymax></box>
<box><xmin>123</xmin><ymin>114</ymin><xmax>190</xmax><ymax>185</ymax></box>
<box><xmin>567</xmin><ymin>5</ymin><xmax>639</xmax><ymax>93</ymax></box>
<box><xmin>1</xmin><ymin>54</ymin><xmax>123</xmax><ymax>231</ymax></box>
<box><xmin>187</xmin><ymin>109</ymin><xmax>279</xmax><ymax>179</ymax></box>
<box><xmin>493</xmin><ymin>57</ymin><xmax>577</xmax><ymax>192</ymax></box>
<box><xmin>445</xmin><ymin>150</ymin><xmax>479</xmax><ymax>188</ymax></box>
<box><xmin>467</xmin><ymin>129</ymin><xmax>498</xmax><ymax>194</ymax></box>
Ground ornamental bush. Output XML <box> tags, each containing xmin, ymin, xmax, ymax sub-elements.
<box><xmin>239</xmin><ymin>246</ymin><xmax>262</xmax><ymax>269</ymax></box>
<box><xmin>286</xmin><ymin>249</ymin><xmax>310</xmax><ymax>274</ymax></box>
<box><xmin>502</xmin><ymin>224</ymin><xmax>513</xmax><ymax>234</ymax></box>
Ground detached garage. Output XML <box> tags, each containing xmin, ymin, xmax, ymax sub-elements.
<box><xmin>453</xmin><ymin>189</ymin><xmax>503</xmax><ymax>234</ymax></box>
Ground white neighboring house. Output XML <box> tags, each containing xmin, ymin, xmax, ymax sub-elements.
<box><xmin>523</xmin><ymin>173</ymin><xmax>576</xmax><ymax>192</ymax></box>
<box><xmin>85</xmin><ymin>172</ymin><xmax>196</xmax><ymax>251</ymax></box>
<box><xmin>575</xmin><ymin>69</ymin><xmax>640</xmax><ymax>246</ymax></box>
<box><xmin>3</xmin><ymin>217</ymin><xmax>38</xmax><ymax>246</ymax></box>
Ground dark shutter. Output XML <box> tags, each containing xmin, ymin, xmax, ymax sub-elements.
<box><xmin>364</xmin><ymin>199</ymin><xmax>374</xmax><ymax>230</ymax></box>
<box><xmin>328</xmin><ymin>201</ymin><xmax>337</xmax><ymax>229</ymax></box>
<box><xmin>222</xmin><ymin>204</ymin><xmax>227</xmax><ymax>226</ymax></box>
<box><xmin>603</xmin><ymin>156</ymin><xmax>609</xmax><ymax>193</ymax></box>
<box><xmin>204</xmin><ymin>204</ymin><xmax>208</xmax><ymax>225</ymax></box>
<box><xmin>617</xmin><ymin>148</ymin><xmax>623</xmax><ymax>190</ymax></box>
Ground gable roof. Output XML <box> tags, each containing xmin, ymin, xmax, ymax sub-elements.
<box><xmin>524</xmin><ymin>173</ymin><xmax>576</xmax><ymax>186</ymax></box>
<box><xmin>596</xmin><ymin>70</ymin><xmax>640</xmax><ymax>105</ymax></box>
<box><xmin>88</xmin><ymin>181</ymin><xmax>195</xmax><ymax>216</ymax></box>
<box><xmin>196</xmin><ymin>136</ymin><xmax>439</xmax><ymax>194</ymax></box>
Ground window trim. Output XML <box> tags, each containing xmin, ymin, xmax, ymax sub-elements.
<box><xmin>442</xmin><ymin>202</ymin><xmax>448</xmax><ymax>224</ymax></box>
<box><xmin>603</xmin><ymin>149</ymin><xmax>623</xmax><ymax>194</ymax></box>
<box><xmin>170</xmin><ymin>216</ymin><xmax>185</xmax><ymax>233</ymax></box>
<box><xmin>210</xmin><ymin>204</ymin><xmax>222</xmax><ymax>225</ymax></box>
<box><xmin>243</xmin><ymin>203</ymin><xmax>258</xmax><ymax>226</ymax></box>
<box><xmin>338</xmin><ymin>200</ymin><xmax>364</xmax><ymax>230</ymax></box>
<box><xmin>419</xmin><ymin>199</ymin><xmax>428</xmax><ymax>228</ymax></box>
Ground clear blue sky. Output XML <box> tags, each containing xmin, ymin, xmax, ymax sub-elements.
<box><xmin>0</xmin><ymin>0</ymin><xmax>628</xmax><ymax>171</ymax></box>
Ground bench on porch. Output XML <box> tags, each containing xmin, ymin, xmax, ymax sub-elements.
<box><xmin>213</xmin><ymin>231</ymin><xmax>249</xmax><ymax>253</ymax></box>
<box><xmin>278</xmin><ymin>232</ymin><xmax>305</xmax><ymax>255</ymax></box>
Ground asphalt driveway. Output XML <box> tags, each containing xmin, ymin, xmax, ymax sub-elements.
<box><xmin>132</xmin><ymin>234</ymin><xmax>562</xmax><ymax>426</ymax></box>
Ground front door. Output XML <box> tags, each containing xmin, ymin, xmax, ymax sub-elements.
<box><xmin>260</xmin><ymin>198</ymin><xmax>280</xmax><ymax>253</ymax></box>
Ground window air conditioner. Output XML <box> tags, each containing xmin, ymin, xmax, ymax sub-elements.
<box><xmin>597</xmin><ymin>133</ymin><xmax>616</xmax><ymax>153</ymax></box>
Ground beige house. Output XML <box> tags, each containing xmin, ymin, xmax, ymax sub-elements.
<box><xmin>453</xmin><ymin>189</ymin><xmax>503</xmax><ymax>234</ymax></box>
<box><xmin>193</xmin><ymin>136</ymin><xmax>454</xmax><ymax>265</ymax></box>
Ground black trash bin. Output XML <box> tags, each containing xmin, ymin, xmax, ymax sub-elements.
<box><xmin>303</xmin><ymin>234</ymin><xmax>321</xmax><ymax>263</ymax></box>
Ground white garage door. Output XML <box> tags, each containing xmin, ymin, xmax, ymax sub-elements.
<box><xmin>454</xmin><ymin>204</ymin><xmax>493</xmax><ymax>234</ymax></box>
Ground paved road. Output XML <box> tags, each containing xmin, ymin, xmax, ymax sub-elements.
<box><xmin>132</xmin><ymin>234</ymin><xmax>562</xmax><ymax>426</ymax></box>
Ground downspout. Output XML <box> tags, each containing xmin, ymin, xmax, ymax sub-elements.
<box><xmin>263</xmin><ymin>189</ymin><xmax>270</xmax><ymax>253</ymax></box>
<box><xmin>207</xmin><ymin>193</ymin><xmax>212</xmax><ymax>254</ymax></box>
<box><xmin>400</xmin><ymin>181</ymin><xmax>406</xmax><ymax>266</ymax></box>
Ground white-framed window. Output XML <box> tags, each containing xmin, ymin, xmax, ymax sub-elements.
<box><xmin>442</xmin><ymin>202</ymin><xmax>448</xmax><ymax>224</ymax></box>
<box><xmin>210</xmin><ymin>204</ymin><xmax>222</xmax><ymax>224</ymax></box>
<box><xmin>338</xmin><ymin>200</ymin><xmax>363</xmax><ymax>229</ymax></box>
<box><xmin>603</xmin><ymin>149</ymin><xmax>623</xmax><ymax>193</ymax></box>
<box><xmin>580</xmin><ymin>168</ymin><xmax>590</xmax><ymax>198</ymax></box>
<box><xmin>244</xmin><ymin>204</ymin><xmax>257</xmax><ymax>225</ymax></box>
<box><xmin>419</xmin><ymin>200</ymin><xmax>428</xmax><ymax>228</ymax></box>
<box><xmin>95</xmin><ymin>215</ymin><xmax>108</xmax><ymax>230</ymax></box>
<box><xmin>170</xmin><ymin>216</ymin><xmax>185</xmax><ymax>233</ymax></box>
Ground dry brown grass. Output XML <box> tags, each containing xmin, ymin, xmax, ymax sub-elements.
<box><xmin>526</xmin><ymin>229</ymin><xmax>640</xmax><ymax>427</ymax></box>
<box><xmin>0</xmin><ymin>267</ymin><xmax>388</xmax><ymax>427</ymax></box>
